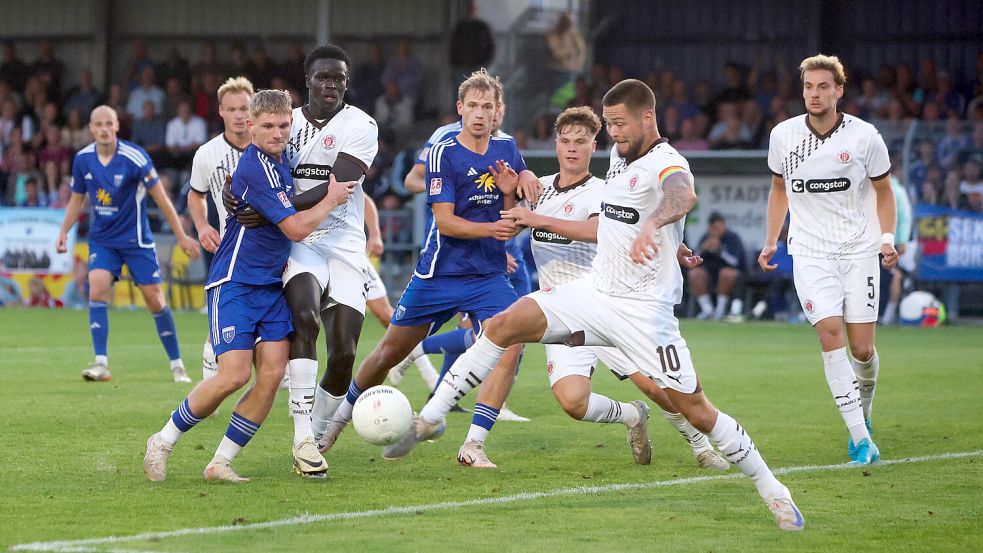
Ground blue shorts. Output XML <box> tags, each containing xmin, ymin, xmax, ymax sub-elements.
<box><xmin>88</xmin><ymin>243</ymin><xmax>161</xmax><ymax>285</ymax></box>
<box><xmin>207</xmin><ymin>282</ymin><xmax>293</xmax><ymax>357</ymax></box>
<box><xmin>392</xmin><ymin>274</ymin><xmax>518</xmax><ymax>334</ymax></box>
<box><xmin>509</xmin><ymin>262</ymin><xmax>532</xmax><ymax>296</ymax></box>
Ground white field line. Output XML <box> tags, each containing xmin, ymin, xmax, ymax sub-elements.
<box><xmin>10</xmin><ymin>450</ymin><xmax>982</xmax><ymax>553</ymax></box>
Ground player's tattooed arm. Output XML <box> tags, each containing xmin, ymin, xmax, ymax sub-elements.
<box><xmin>648</xmin><ymin>171</ymin><xmax>697</xmax><ymax>228</ymax></box>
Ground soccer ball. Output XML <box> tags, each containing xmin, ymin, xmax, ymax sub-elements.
<box><xmin>352</xmin><ymin>385</ymin><xmax>414</xmax><ymax>446</ymax></box>
<box><xmin>899</xmin><ymin>291</ymin><xmax>946</xmax><ymax>327</ymax></box>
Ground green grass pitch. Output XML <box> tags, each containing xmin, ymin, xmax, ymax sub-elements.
<box><xmin>0</xmin><ymin>308</ymin><xmax>980</xmax><ymax>552</ymax></box>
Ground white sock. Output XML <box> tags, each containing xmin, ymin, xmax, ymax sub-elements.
<box><xmin>661</xmin><ymin>410</ymin><xmax>714</xmax><ymax>453</ymax></box>
<box><xmin>714</xmin><ymin>294</ymin><xmax>728</xmax><ymax>319</ymax></box>
<box><xmin>851</xmin><ymin>350</ymin><xmax>879</xmax><ymax>421</ymax></box>
<box><xmin>729</xmin><ymin>298</ymin><xmax>744</xmax><ymax>316</ymax></box>
<box><xmin>215</xmin><ymin>436</ymin><xmax>242</xmax><ymax>461</ymax></box>
<box><xmin>582</xmin><ymin>393</ymin><xmax>639</xmax><ymax>426</ymax></box>
<box><xmin>202</xmin><ymin>339</ymin><xmax>217</xmax><ymax>381</ymax></box>
<box><xmin>697</xmin><ymin>294</ymin><xmax>713</xmax><ymax>314</ymax></box>
<box><xmin>170</xmin><ymin>358</ymin><xmax>184</xmax><ymax>371</ymax></box>
<box><xmin>95</xmin><ymin>355</ymin><xmax>108</xmax><ymax>366</ymax></box>
<box><xmin>420</xmin><ymin>336</ymin><xmax>506</xmax><ymax>423</ymax></box>
<box><xmin>287</xmin><ymin>358</ymin><xmax>317</xmax><ymax>445</ymax></box>
<box><xmin>334</xmin><ymin>397</ymin><xmax>355</xmax><ymax>424</ymax></box>
<box><xmin>409</xmin><ymin>342</ymin><xmax>426</xmax><ymax>360</ymax></box>
<box><xmin>751</xmin><ymin>300</ymin><xmax>768</xmax><ymax>319</ymax></box>
<box><xmin>708</xmin><ymin>410</ymin><xmax>783</xmax><ymax>499</ymax></box>
<box><xmin>823</xmin><ymin>348</ymin><xmax>869</xmax><ymax>444</ymax></box>
<box><xmin>415</xmin><ymin>355</ymin><xmax>440</xmax><ymax>390</ymax></box>
<box><xmin>311</xmin><ymin>386</ymin><xmax>345</xmax><ymax>438</ymax></box>
<box><xmin>882</xmin><ymin>301</ymin><xmax>898</xmax><ymax>324</ymax></box>
<box><xmin>466</xmin><ymin>424</ymin><xmax>490</xmax><ymax>443</ymax></box>
<box><xmin>159</xmin><ymin>419</ymin><xmax>183</xmax><ymax>446</ymax></box>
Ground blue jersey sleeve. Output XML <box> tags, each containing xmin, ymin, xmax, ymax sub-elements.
<box><xmin>243</xmin><ymin>176</ymin><xmax>296</xmax><ymax>226</ymax></box>
<box><xmin>126</xmin><ymin>142</ymin><xmax>160</xmax><ymax>190</ymax></box>
<box><xmin>426</xmin><ymin>143</ymin><xmax>457</xmax><ymax>205</ymax></box>
<box><xmin>511</xmin><ymin>146</ymin><xmax>528</xmax><ymax>173</ymax></box>
<box><xmin>70</xmin><ymin>154</ymin><xmax>86</xmax><ymax>194</ymax></box>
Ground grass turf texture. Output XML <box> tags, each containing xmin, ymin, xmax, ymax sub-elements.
<box><xmin>0</xmin><ymin>308</ymin><xmax>980</xmax><ymax>552</ymax></box>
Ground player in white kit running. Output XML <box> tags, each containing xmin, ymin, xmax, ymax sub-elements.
<box><xmin>386</xmin><ymin>80</ymin><xmax>804</xmax><ymax>531</ymax></box>
<box><xmin>187</xmin><ymin>76</ymin><xmax>254</xmax><ymax>383</ymax></box>
<box><xmin>759</xmin><ymin>55</ymin><xmax>897</xmax><ymax>465</ymax></box>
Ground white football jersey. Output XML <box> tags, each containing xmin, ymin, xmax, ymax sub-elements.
<box><xmin>591</xmin><ymin>140</ymin><xmax>689</xmax><ymax>303</ymax></box>
<box><xmin>189</xmin><ymin>133</ymin><xmax>245</xmax><ymax>237</ymax></box>
<box><xmin>768</xmin><ymin>113</ymin><xmax>890</xmax><ymax>259</ymax></box>
<box><xmin>530</xmin><ymin>173</ymin><xmax>603</xmax><ymax>288</ymax></box>
<box><xmin>285</xmin><ymin>104</ymin><xmax>379</xmax><ymax>253</ymax></box>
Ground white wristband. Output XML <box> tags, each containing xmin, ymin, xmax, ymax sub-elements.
<box><xmin>881</xmin><ymin>232</ymin><xmax>895</xmax><ymax>246</ymax></box>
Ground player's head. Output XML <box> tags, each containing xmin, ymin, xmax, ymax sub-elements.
<box><xmin>247</xmin><ymin>89</ymin><xmax>293</xmax><ymax>159</ymax></box>
<box><xmin>602</xmin><ymin>79</ymin><xmax>657</xmax><ymax>161</ymax></box>
<box><xmin>457</xmin><ymin>69</ymin><xmax>502</xmax><ymax>139</ymax></box>
<box><xmin>799</xmin><ymin>54</ymin><xmax>845</xmax><ymax>118</ymax></box>
<box><xmin>88</xmin><ymin>105</ymin><xmax>119</xmax><ymax>147</ymax></box>
<box><xmin>554</xmin><ymin>106</ymin><xmax>599</xmax><ymax>174</ymax></box>
<box><xmin>304</xmin><ymin>45</ymin><xmax>352</xmax><ymax>114</ymax></box>
<box><xmin>217</xmin><ymin>76</ymin><xmax>254</xmax><ymax>137</ymax></box>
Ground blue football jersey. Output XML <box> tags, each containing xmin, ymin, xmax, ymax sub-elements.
<box><xmin>415</xmin><ymin>136</ymin><xmax>527</xmax><ymax>278</ymax></box>
<box><xmin>70</xmin><ymin>140</ymin><xmax>159</xmax><ymax>248</ymax></box>
<box><xmin>206</xmin><ymin>144</ymin><xmax>298</xmax><ymax>289</ymax></box>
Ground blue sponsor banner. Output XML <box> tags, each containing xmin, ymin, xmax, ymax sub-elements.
<box><xmin>914</xmin><ymin>204</ymin><xmax>983</xmax><ymax>282</ymax></box>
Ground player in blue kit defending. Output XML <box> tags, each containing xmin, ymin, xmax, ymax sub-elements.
<box><xmin>56</xmin><ymin>105</ymin><xmax>199</xmax><ymax>383</ymax></box>
<box><xmin>318</xmin><ymin>70</ymin><xmax>538</xmax><ymax>455</ymax></box>
<box><xmin>143</xmin><ymin>90</ymin><xmax>355</xmax><ymax>482</ymax></box>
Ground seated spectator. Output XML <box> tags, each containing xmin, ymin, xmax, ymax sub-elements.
<box><xmin>63</xmin><ymin>69</ymin><xmax>101</xmax><ymax>120</ymax></box>
<box><xmin>661</xmin><ymin>104</ymin><xmax>682</xmax><ymax>141</ymax></box>
<box><xmin>162</xmin><ymin>77</ymin><xmax>185</xmax><ymax>119</ymax></box>
<box><xmin>708</xmin><ymin>101</ymin><xmax>752</xmax><ymax>149</ymax></box>
<box><xmin>49</xmin><ymin>180</ymin><xmax>71</xmax><ymax>209</ymax></box>
<box><xmin>31</xmin><ymin>40</ymin><xmax>65</xmax><ymax>102</ymax></box>
<box><xmin>0</xmin><ymin>274</ymin><xmax>23</xmax><ymax>306</ymax></box>
<box><xmin>957</xmin><ymin>122</ymin><xmax>983</xmax><ymax>165</ymax></box>
<box><xmin>105</xmin><ymin>83</ymin><xmax>131</xmax><ymax>138</ymax></box>
<box><xmin>125</xmin><ymin>39</ymin><xmax>157</xmax><ymax>90</ymax></box>
<box><xmin>919</xmin><ymin>164</ymin><xmax>946</xmax><ymax>203</ymax></box>
<box><xmin>38</xmin><ymin>125</ymin><xmax>71</xmax><ymax>192</ymax></box>
<box><xmin>939</xmin><ymin>169</ymin><xmax>970</xmax><ymax>210</ymax></box>
<box><xmin>126</xmin><ymin>66</ymin><xmax>165</xmax><ymax>121</ymax></box>
<box><xmin>937</xmin><ymin>118</ymin><xmax>970</xmax><ymax>169</ymax></box>
<box><xmin>0</xmin><ymin>98</ymin><xmax>18</xmax><ymax>146</ymax></box>
<box><xmin>4</xmin><ymin>145</ymin><xmax>37</xmax><ymax>206</ymax></box>
<box><xmin>959</xmin><ymin>157</ymin><xmax>983</xmax><ymax>210</ymax></box>
<box><xmin>747</xmin><ymin>221</ymin><xmax>795</xmax><ymax>321</ymax></box>
<box><xmin>742</xmin><ymin>100</ymin><xmax>766</xmax><ymax>147</ymax></box>
<box><xmin>60</xmin><ymin>256</ymin><xmax>89</xmax><ymax>309</ymax></box>
<box><xmin>381</xmin><ymin>39</ymin><xmax>423</xmax><ymax>106</ymax></box>
<box><xmin>61</xmin><ymin>108</ymin><xmax>90</xmax><ymax>152</ymax></box>
<box><xmin>525</xmin><ymin>115</ymin><xmax>554</xmax><ymax>150</ymax></box>
<box><xmin>688</xmin><ymin>212</ymin><xmax>747</xmax><ymax>321</ymax></box>
<box><xmin>373</xmin><ymin>80</ymin><xmax>414</xmax><ymax>134</ymax></box>
<box><xmin>17</xmin><ymin>176</ymin><xmax>47</xmax><ymax>207</ymax></box>
<box><xmin>245</xmin><ymin>46</ymin><xmax>276</xmax><ymax>89</ymax></box>
<box><xmin>908</xmin><ymin>140</ymin><xmax>936</xmax><ymax>197</ymax></box>
<box><xmin>165</xmin><ymin>98</ymin><xmax>206</xmax><ymax>173</ymax></box>
<box><xmin>28</xmin><ymin>277</ymin><xmax>61</xmax><ymax>308</ymax></box>
<box><xmin>351</xmin><ymin>43</ymin><xmax>385</xmax><ymax>112</ymax></box>
<box><xmin>667</xmin><ymin>79</ymin><xmax>700</xmax><ymax>121</ymax></box>
<box><xmin>673</xmin><ymin>117</ymin><xmax>709</xmax><ymax>151</ymax></box>
<box><xmin>855</xmin><ymin>77</ymin><xmax>889</xmax><ymax>119</ymax></box>
<box><xmin>132</xmin><ymin>100</ymin><xmax>168</xmax><ymax>168</ymax></box>
<box><xmin>931</xmin><ymin>71</ymin><xmax>964</xmax><ymax>117</ymax></box>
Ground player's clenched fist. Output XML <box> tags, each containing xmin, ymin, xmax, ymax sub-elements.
<box><xmin>880</xmin><ymin>243</ymin><xmax>898</xmax><ymax>269</ymax></box>
<box><xmin>326</xmin><ymin>174</ymin><xmax>357</xmax><ymax>206</ymax></box>
<box><xmin>488</xmin><ymin>219</ymin><xmax>517</xmax><ymax>241</ymax></box>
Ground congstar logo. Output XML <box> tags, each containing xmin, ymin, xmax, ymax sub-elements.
<box><xmin>601</xmin><ymin>203</ymin><xmax>640</xmax><ymax>224</ymax></box>
<box><xmin>791</xmin><ymin>178</ymin><xmax>851</xmax><ymax>193</ymax></box>
<box><xmin>293</xmin><ymin>164</ymin><xmax>333</xmax><ymax>179</ymax></box>
<box><xmin>532</xmin><ymin>228</ymin><xmax>572</xmax><ymax>244</ymax></box>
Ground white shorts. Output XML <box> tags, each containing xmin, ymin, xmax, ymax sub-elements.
<box><xmin>529</xmin><ymin>279</ymin><xmax>699</xmax><ymax>393</ymax></box>
<box><xmin>365</xmin><ymin>261</ymin><xmax>387</xmax><ymax>302</ymax></box>
<box><xmin>792</xmin><ymin>255</ymin><xmax>880</xmax><ymax>325</ymax></box>
<box><xmin>282</xmin><ymin>242</ymin><xmax>372</xmax><ymax>315</ymax></box>
<box><xmin>545</xmin><ymin>344</ymin><xmax>637</xmax><ymax>387</ymax></box>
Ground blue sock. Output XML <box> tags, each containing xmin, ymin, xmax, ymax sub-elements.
<box><xmin>472</xmin><ymin>403</ymin><xmax>500</xmax><ymax>430</ymax></box>
<box><xmin>171</xmin><ymin>398</ymin><xmax>204</xmax><ymax>432</ymax></box>
<box><xmin>88</xmin><ymin>301</ymin><xmax>109</xmax><ymax>358</ymax></box>
<box><xmin>422</xmin><ymin>328</ymin><xmax>474</xmax><ymax>355</ymax></box>
<box><xmin>152</xmin><ymin>306</ymin><xmax>181</xmax><ymax>361</ymax></box>
<box><xmin>345</xmin><ymin>380</ymin><xmax>365</xmax><ymax>405</ymax></box>
<box><xmin>225</xmin><ymin>411</ymin><xmax>261</xmax><ymax>447</ymax></box>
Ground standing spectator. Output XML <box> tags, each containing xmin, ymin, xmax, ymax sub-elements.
<box><xmin>131</xmin><ymin>100</ymin><xmax>168</xmax><ymax>168</ymax></box>
<box><xmin>936</xmin><ymin>118</ymin><xmax>969</xmax><ymax>170</ymax></box>
<box><xmin>158</xmin><ymin>47</ymin><xmax>191</xmax><ymax>93</ymax></box>
<box><xmin>61</xmin><ymin>109</ymin><xmax>92</xmax><ymax>154</ymax></box>
<box><xmin>660</xmin><ymin>104</ymin><xmax>682</xmax><ymax>141</ymax></box>
<box><xmin>0</xmin><ymin>42</ymin><xmax>29</xmax><ymax>93</ymax></box>
<box><xmin>382</xmin><ymin>39</ymin><xmax>423</xmax><ymax>106</ymax></box>
<box><xmin>162</xmin><ymin>77</ymin><xmax>185</xmax><ymax>119</ymax></box>
<box><xmin>192</xmin><ymin>42</ymin><xmax>226</xmax><ymax>83</ymax></box>
<box><xmin>105</xmin><ymin>82</ymin><xmax>131</xmax><ymax>138</ymax></box>
<box><xmin>63</xmin><ymin>69</ymin><xmax>102</xmax><ymax>120</ymax></box>
<box><xmin>281</xmin><ymin>43</ymin><xmax>307</xmax><ymax>93</ymax></box>
<box><xmin>931</xmin><ymin>71</ymin><xmax>964</xmax><ymax>118</ymax></box>
<box><xmin>126</xmin><ymin>67</ymin><xmax>165</xmax><ymax>120</ymax></box>
<box><xmin>667</xmin><ymin>79</ymin><xmax>700</xmax><ymax>121</ymax></box>
<box><xmin>245</xmin><ymin>47</ymin><xmax>276</xmax><ymax>89</ymax></box>
<box><xmin>710</xmin><ymin>62</ymin><xmax>751</xmax><ymax>115</ymax></box>
<box><xmin>193</xmin><ymin>71</ymin><xmax>221</xmax><ymax>133</ymax></box>
<box><xmin>525</xmin><ymin>115</ymin><xmax>554</xmax><ymax>150</ymax></box>
<box><xmin>165</xmin><ymin>98</ymin><xmax>206</xmax><ymax>179</ymax></box>
<box><xmin>351</xmin><ymin>43</ymin><xmax>386</xmax><ymax>112</ymax></box>
<box><xmin>374</xmin><ymin>80</ymin><xmax>414</xmax><ymax>134</ymax></box>
<box><xmin>30</xmin><ymin>40</ymin><xmax>64</xmax><ymax>102</ymax></box>
<box><xmin>855</xmin><ymin>77</ymin><xmax>889</xmax><ymax>119</ymax></box>
<box><xmin>449</xmin><ymin>1</ymin><xmax>495</xmax><ymax>91</ymax></box>
<box><xmin>688</xmin><ymin>212</ymin><xmax>748</xmax><ymax>321</ymax></box>
<box><xmin>125</xmin><ymin>39</ymin><xmax>157</xmax><ymax>90</ymax></box>
<box><xmin>545</xmin><ymin>12</ymin><xmax>586</xmax><ymax>94</ymax></box>
<box><xmin>38</xmin><ymin>125</ymin><xmax>71</xmax><ymax>193</ymax></box>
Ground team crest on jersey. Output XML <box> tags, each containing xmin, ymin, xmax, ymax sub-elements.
<box><xmin>430</xmin><ymin>178</ymin><xmax>442</xmax><ymax>195</ymax></box>
<box><xmin>837</xmin><ymin>150</ymin><xmax>852</xmax><ymax>164</ymax></box>
<box><xmin>563</xmin><ymin>202</ymin><xmax>574</xmax><ymax>216</ymax></box>
<box><xmin>804</xmin><ymin>299</ymin><xmax>815</xmax><ymax>313</ymax></box>
<box><xmin>114</xmin><ymin>174</ymin><xmax>123</xmax><ymax>187</ymax></box>
<box><xmin>277</xmin><ymin>191</ymin><xmax>292</xmax><ymax>208</ymax></box>
<box><xmin>143</xmin><ymin>168</ymin><xmax>158</xmax><ymax>185</ymax></box>
<box><xmin>222</xmin><ymin>325</ymin><xmax>236</xmax><ymax>343</ymax></box>
<box><xmin>322</xmin><ymin>134</ymin><xmax>336</xmax><ymax>151</ymax></box>
<box><xmin>547</xmin><ymin>361</ymin><xmax>555</xmax><ymax>375</ymax></box>
<box><xmin>628</xmin><ymin>175</ymin><xmax>638</xmax><ymax>191</ymax></box>
<box><xmin>541</xmin><ymin>287</ymin><xmax>554</xmax><ymax>294</ymax></box>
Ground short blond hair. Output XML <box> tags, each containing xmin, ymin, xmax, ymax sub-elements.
<box><xmin>555</xmin><ymin>106</ymin><xmax>600</xmax><ymax>137</ymax></box>
<box><xmin>249</xmin><ymin>89</ymin><xmax>292</xmax><ymax>118</ymax></box>
<box><xmin>458</xmin><ymin>68</ymin><xmax>502</xmax><ymax>104</ymax></box>
<box><xmin>217</xmin><ymin>76</ymin><xmax>254</xmax><ymax>103</ymax></box>
<box><xmin>799</xmin><ymin>54</ymin><xmax>846</xmax><ymax>86</ymax></box>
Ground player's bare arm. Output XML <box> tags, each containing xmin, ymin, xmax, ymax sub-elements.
<box><xmin>147</xmin><ymin>183</ymin><xmax>200</xmax><ymax>260</ymax></box>
<box><xmin>758</xmin><ymin>174</ymin><xmax>789</xmax><ymax>272</ymax></box>
<box><xmin>404</xmin><ymin>163</ymin><xmax>427</xmax><ymax>194</ymax></box>
<box><xmin>871</xmin><ymin>174</ymin><xmax>899</xmax><ymax>269</ymax></box>
<box><xmin>432</xmin><ymin>202</ymin><xmax>516</xmax><ymax>241</ymax></box>
<box><xmin>187</xmin><ymin>190</ymin><xmax>220</xmax><ymax>253</ymax></box>
<box><xmin>630</xmin><ymin>171</ymin><xmax>697</xmax><ymax>264</ymax></box>
<box><xmin>516</xmin><ymin>169</ymin><xmax>543</xmax><ymax>203</ymax></box>
<box><xmin>277</xmin><ymin>174</ymin><xmax>356</xmax><ymax>241</ymax></box>
<box><xmin>501</xmin><ymin>207</ymin><xmax>599</xmax><ymax>243</ymax></box>
<box><xmin>56</xmin><ymin>192</ymin><xmax>87</xmax><ymax>253</ymax></box>
<box><xmin>364</xmin><ymin>195</ymin><xmax>384</xmax><ymax>256</ymax></box>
